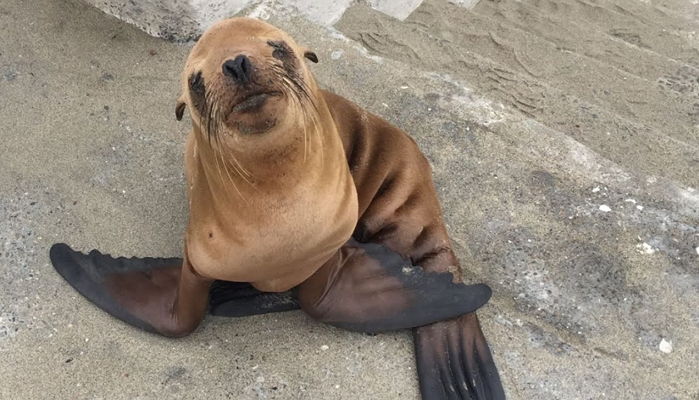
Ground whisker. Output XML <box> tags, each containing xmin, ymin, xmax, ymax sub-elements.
<box><xmin>219</xmin><ymin>147</ymin><xmax>249</xmax><ymax>204</ymax></box>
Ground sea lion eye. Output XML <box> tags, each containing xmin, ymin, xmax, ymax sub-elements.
<box><xmin>188</xmin><ymin>71</ymin><xmax>206</xmax><ymax>116</ymax></box>
<box><xmin>267</xmin><ymin>40</ymin><xmax>291</xmax><ymax>60</ymax></box>
<box><xmin>189</xmin><ymin>71</ymin><xmax>204</xmax><ymax>93</ymax></box>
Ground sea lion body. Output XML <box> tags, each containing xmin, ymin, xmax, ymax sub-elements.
<box><xmin>183</xmin><ymin>98</ymin><xmax>357</xmax><ymax>292</ymax></box>
<box><xmin>49</xmin><ymin>17</ymin><xmax>505</xmax><ymax>400</ymax></box>
<box><xmin>184</xmin><ymin>85</ymin><xmax>445</xmax><ymax>291</ymax></box>
<box><xmin>326</xmin><ymin>89</ymin><xmax>452</xmax><ymax>271</ymax></box>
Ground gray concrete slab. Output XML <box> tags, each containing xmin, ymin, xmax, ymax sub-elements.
<box><xmin>81</xmin><ymin>0</ymin><xmax>433</xmax><ymax>40</ymax></box>
<box><xmin>1</xmin><ymin>0</ymin><xmax>697</xmax><ymax>399</ymax></box>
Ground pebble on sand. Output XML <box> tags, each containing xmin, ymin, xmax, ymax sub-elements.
<box><xmin>599</xmin><ymin>205</ymin><xmax>611</xmax><ymax>212</ymax></box>
<box><xmin>636</xmin><ymin>243</ymin><xmax>656</xmax><ymax>255</ymax></box>
<box><xmin>331</xmin><ymin>50</ymin><xmax>344</xmax><ymax>60</ymax></box>
<box><xmin>659</xmin><ymin>338</ymin><xmax>673</xmax><ymax>354</ymax></box>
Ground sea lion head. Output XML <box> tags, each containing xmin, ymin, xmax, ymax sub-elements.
<box><xmin>175</xmin><ymin>18</ymin><xmax>320</xmax><ymax>153</ymax></box>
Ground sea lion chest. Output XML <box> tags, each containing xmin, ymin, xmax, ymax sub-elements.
<box><xmin>184</xmin><ymin>136</ymin><xmax>358</xmax><ymax>292</ymax></box>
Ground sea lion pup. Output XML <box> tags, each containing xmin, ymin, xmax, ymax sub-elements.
<box><xmin>49</xmin><ymin>18</ymin><xmax>505</xmax><ymax>400</ymax></box>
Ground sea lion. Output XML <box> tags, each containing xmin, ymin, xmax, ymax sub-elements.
<box><xmin>49</xmin><ymin>17</ymin><xmax>505</xmax><ymax>399</ymax></box>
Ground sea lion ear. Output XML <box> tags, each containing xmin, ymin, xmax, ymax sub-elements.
<box><xmin>175</xmin><ymin>98</ymin><xmax>186</xmax><ymax>121</ymax></box>
<box><xmin>304</xmin><ymin>50</ymin><xmax>318</xmax><ymax>63</ymax></box>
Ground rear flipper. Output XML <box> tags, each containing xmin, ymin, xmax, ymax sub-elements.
<box><xmin>415</xmin><ymin>313</ymin><xmax>505</xmax><ymax>400</ymax></box>
<box><xmin>297</xmin><ymin>239</ymin><xmax>505</xmax><ymax>399</ymax></box>
<box><xmin>49</xmin><ymin>243</ymin><xmax>211</xmax><ymax>337</ymax></box>
<box><xmin>298</xmin><ymin>239</ymin><xmax>491</xmax><ymax>333</ymax></box>
<box><xmin>209</xmin><ymin>280</ymin><xmax>300</xmax><ymax>317</ymax></box>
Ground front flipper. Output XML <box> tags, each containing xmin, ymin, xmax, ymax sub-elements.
<box><xmin>297</xmin><ymin>239</ymin><xmax>491</xmax><ymax>333</ymax></box>
<box><xmin>49</xmin><ymin>243</ymin><xmax>211</xmax><ymax>337</ymax></box>
<box><xmin>415</xmin><ymin>313</ymin><xmax>505</xmax><ymax>400</ymax></box>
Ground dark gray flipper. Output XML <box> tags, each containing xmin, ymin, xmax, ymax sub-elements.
<box><xmin>50</xmin><ymin>243</ymin><xmax>298</xmax><ymax>325</ymax></box>
<box><xmin>299</xmin><ymin>239</ymin><xmax>492</xmax><ymax>333</ymax></box>
<box><xmin>298</xmin><ymin>240</ymin><xmax>504</xmax><ymax>399</ymax></box>
<box><xmin>49</xmin><ymin>243</ymin><xmax>181</xmax><ymax>334</ymax></box>
<box><xmin>209</xmin><ymin>280</ymin><xmax>300</xmax><ymax>317</ymax></box>
<box><xmin>414</xmin><ymin>313</ymin><xmax>505</xmax><ymax>400</ymax></box>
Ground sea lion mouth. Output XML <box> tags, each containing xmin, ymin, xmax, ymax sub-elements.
<box><xmin>223</xmin><ymin>88</ymin><xmax>284</xmax><ymax>135</ymax></box>
<box><xmin>231</xmin><ymin>91</ymin><xmax>282</xmax><ymax>114</ymax></box>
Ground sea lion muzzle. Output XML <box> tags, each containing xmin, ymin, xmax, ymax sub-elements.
<box><xmin>222</xmin><ymin>54</ymin><xmax>252</xmax><ymax>83</ymax></box>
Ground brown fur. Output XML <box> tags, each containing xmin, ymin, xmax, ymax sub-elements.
<box><xmin>324</xmin><ymin>89</ymin><xmax>459</xmax><ymax>275</ymax></box>
<box><xmin>178</xmin><ymin>18</ymin><xmax>459</xmax><ymax>295</ymax></box>
<box><xmin>178</xmin><ymin>18</ymin><xmax>358</xmax><ymax>292</ymax></box>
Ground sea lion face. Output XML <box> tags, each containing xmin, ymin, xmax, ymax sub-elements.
<box><xmin>177</xmin><ymin>18</ymin><xmax>318</xmax><ymax>149</ymax></box>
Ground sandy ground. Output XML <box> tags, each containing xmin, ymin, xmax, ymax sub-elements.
<box><xmin>1</xmin><ymin>0</ymin><xmax>697</xmax><ymax>399</ymax></box>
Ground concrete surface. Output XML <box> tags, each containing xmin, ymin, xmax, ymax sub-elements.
<box><xmin>82</xmin><ymin>0</ymin><xmax>431</xmax><ymax>40</ymax></box>
<box><xmin>0</xmin><ymin>0</ymin><xmax>698</xmax><ymax>399</ymax></box>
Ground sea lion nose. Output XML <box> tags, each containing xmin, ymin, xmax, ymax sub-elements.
<box><xmin>222</xmin><ymin>55</ymin><xmax>252</xmax><ymax>83</ymax></box>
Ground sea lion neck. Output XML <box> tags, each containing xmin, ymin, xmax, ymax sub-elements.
<box><xmin>189</xmin><ymin>97</ymin><xmax>343</xmax><ymax>200</ymax></box>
